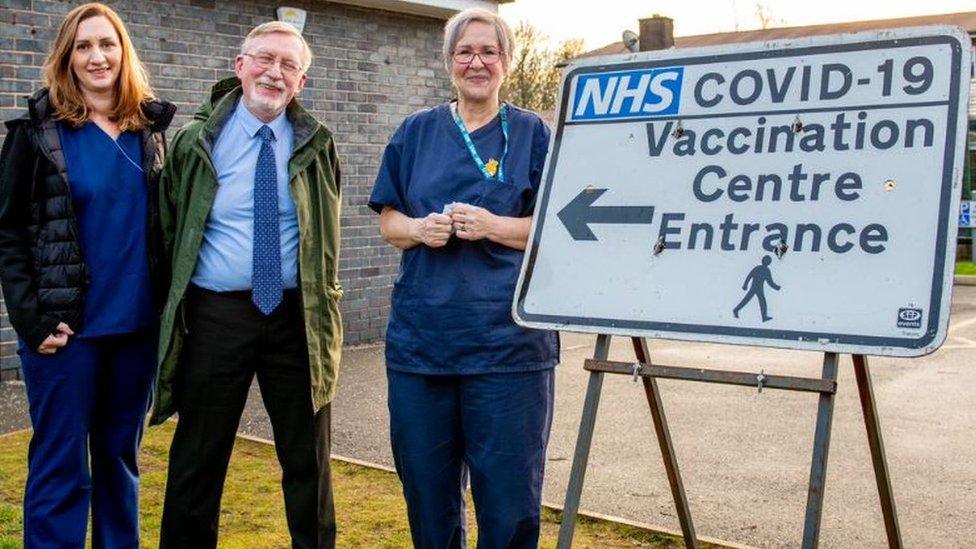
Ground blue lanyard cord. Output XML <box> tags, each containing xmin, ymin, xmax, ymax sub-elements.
<box><xmin>112</xmin><ymin>136</ymin><xmax>144</xmax><ymax>174</ymax></box>
<box><xmin>452</xmin><ymin>102</ymin><xmax>509</xmax><ymax>183</ymax></box>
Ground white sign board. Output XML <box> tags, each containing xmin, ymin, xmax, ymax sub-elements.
<box><xmin>514</xmin><ymin>26</ymin><xmax>971</xmax><ymax>357</ymax></box>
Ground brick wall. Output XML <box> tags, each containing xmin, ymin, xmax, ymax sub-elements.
<box><xmin>0</xmin><ymin>307</ymin><xmax>16</xmax><ymax>380</ymax></box>
<box><xmin>0</xmin><ymin>0</ymin><xmax>452</xmax><ymax>374</ymax></box>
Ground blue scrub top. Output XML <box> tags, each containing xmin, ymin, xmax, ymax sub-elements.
<box><xmin>369</xmin><ymin>102</ymin><xmax>559</xmax><ymax>375</ymax></box>
<box><xmin>59</xmin><ymin>121</ymin><xmax>154</xmax><ymax>338</ymax></box>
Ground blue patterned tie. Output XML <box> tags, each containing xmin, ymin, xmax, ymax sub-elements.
<box><xmin>252</xmin><ymin>125</ymin><xmax>282</xmax><ymax>315</ymax></box>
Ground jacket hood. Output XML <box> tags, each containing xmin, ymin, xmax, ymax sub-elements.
<box><xmin>194</xmin><ymin>76</ymin><xmax>243</xmax><ymax>122</ymax></box>
<box><xmin>4</xmin><ymin>87</ymin><xmax>177</xmax><ymax>132</ymax></box>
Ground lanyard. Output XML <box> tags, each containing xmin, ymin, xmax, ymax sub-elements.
<box><xmin>452</xmin><ymin>102</ymin><xmax>509</xmax><ymax>182</ymax></box>
<box><xmin>112</xmin><ymin>135</ymin><xmax>144</xmax><ymax>174</ymax></box>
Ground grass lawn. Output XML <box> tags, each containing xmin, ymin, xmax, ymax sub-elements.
<box><xmin>0</xmin><ymin>424</ymin><xmax>713</xmax><ymax>548</ymax></box>
<box><xmin>956</xmin><ymin>261</ymin><xmax>976</xmax><ymax>276</ymax></box>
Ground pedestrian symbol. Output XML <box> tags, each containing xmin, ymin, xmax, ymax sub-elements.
<box><xmin>733</xmin><ymin>255</ymin><xmax>781</xmax><ymax>322</ymax></box>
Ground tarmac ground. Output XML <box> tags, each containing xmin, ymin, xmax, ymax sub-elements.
<box><xmin>2</xmin><ymin>285</ymin><xmax>975</xmax><ymax>548</ymax></box>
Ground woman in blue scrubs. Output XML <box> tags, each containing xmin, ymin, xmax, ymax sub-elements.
<box><xmin>369</xmin><ymin>7</ymin><xmax>559</xmax><ymax>548</ymax></box>
<box><xmin>0</xmin><ymin>4</ymin><xmax>173</xmax><ymax>547</ymax></box>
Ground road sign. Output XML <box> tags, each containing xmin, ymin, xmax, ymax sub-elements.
<box><xmin>514</xmin><ymin>26</ymin><xmax>971</xmax><ymax>357</ymax></box>
<box><xmin>960</xmin><ymin>201</ymin><xmax>974</xmax><ymax>228</ymax></box>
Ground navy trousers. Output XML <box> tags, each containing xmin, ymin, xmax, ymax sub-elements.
<box><xmin>387</xmin><ymin>368</ymin><xmax>555</xmax><ymax>549</ymax></box>
<box><xmin>18</xmin><ymin>329</ymin><xmax>157</xmax><ymax>549</ymax></box>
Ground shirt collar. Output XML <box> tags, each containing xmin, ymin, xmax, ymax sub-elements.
<box><xmin>233</xmin><ymin>98</ymin><xmax>289</xmax><ymax>140</ymax></box>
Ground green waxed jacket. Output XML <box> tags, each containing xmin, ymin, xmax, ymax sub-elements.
<box><xmin>149</xmin><ymin>78</ymin><xmax>343</xmax><ymax>425</ymax></box>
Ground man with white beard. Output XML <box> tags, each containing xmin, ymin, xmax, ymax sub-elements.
<box><xmin>152</xmin><ymin>21</ymin><xmax>344</xmax><ymax>549</ymax></box>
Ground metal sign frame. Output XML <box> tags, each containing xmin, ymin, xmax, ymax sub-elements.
<box><xmin>555</xmin><ymin>339</ymin><xmax>903</xmax><ymax>549</ymax></box>
<box><xmin>515</xmin><ymin>27</ymin><xmax>971</xmax><ymax>358</ymax></box>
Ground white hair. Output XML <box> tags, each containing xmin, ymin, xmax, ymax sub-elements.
<box><xmin>442</xmin><ymin>8</ymin><xmax>514</xmax><ymax>74</ymax></box>
<box><xmin>241</xmin><ymin>21</ymin><xmax>313</xmax><ymax>71</ymax></box>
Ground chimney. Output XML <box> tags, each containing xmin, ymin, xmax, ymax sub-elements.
<box><xmin>638</xmin><ymin>15</ymin><xmax>674</xmax><ymax>51</ymax></box>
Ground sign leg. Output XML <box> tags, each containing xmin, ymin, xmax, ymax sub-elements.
<box><xmin>852</xmin><ymin>354</ymin><xmax>903</xmax><ymax>548</ymax></box>
<box><xmin>557</xmin><ymin>334</ymin><xmax>612</xmax><ymax>548</ymax></box>
<box><xmin>801</xmin><ymin>352</ymin><xmax>839</xmax><ymax>549</ymax></box>
<box><xmin>632</xmin><ymin>337</ymin><xmax>699</xmax><ymax>548</ymax></box>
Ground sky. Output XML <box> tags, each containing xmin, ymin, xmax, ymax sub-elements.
<box><xmin>497</xmin><ymin>0</ymin><xmax>976</xmax><ymax>50</ymax></box>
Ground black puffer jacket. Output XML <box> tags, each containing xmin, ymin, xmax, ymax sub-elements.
<box><xmin>0</xmin><ymin>89</ymin><xmax>175</xmax><ymax>350</ymax></box>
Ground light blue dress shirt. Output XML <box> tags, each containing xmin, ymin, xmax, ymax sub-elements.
<box><xmin>191</xmin><ymin>99</ymin><xmax>299</xmax><ymax>291</ymax></box>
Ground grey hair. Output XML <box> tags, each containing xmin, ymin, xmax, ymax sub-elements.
<box><xmin>240</xmin><ymin>21</ymin><xmax>313</xmax><ymax>72</ymax></box>
<box><xmin>442</xmin><ymin>8</ymin><xmax>514</xmax><ymax>74</ymax></box>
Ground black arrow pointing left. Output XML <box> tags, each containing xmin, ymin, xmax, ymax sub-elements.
<box><xmin>557</xmin><ymin>188</ymin><xmax>656</xmax><ymax>241</ymax></box>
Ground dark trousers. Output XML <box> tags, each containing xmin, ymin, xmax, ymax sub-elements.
<box><xmin>19</xmin><ymin>329</ymin><xmax>157</xmax><ymax>549</ymax></box>
<box><xmin>388</xmin><ymin>368</ymin><xmax>555</xmax><ymax>549</ymax></box>
<box><xmin>159</xmin><ymin>286</ymin><xmax>334</xmax><ymax>549</ymax></box>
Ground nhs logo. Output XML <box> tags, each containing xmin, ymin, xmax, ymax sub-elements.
<box><xmin>570</xmin><ymin>67</ymin><xmax>684</xmax><ymax>122</ymax></box>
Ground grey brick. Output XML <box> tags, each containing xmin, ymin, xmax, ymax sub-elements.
<box><xmin>11</xmin><ymin>10</ymin><xmax>50</xmax><ymax>27</ymax></box>
<box><xmin>14</xmin><ymin>65</ymin><xmax>37</xmax><ymax>79</ymax></box>
<box><xmin>0</xmin><ymin>0</ymin><xmax>453</xmax><ymax>344</ymax></box>
<box><xmin>0</xmin><ymin>79</ymin><xmax>31</xmax><ymax>93</ymax></box>
<box><xmin>25</xmin><ymin>0</ymin><xmax>68</xmax><ymax>16</ymax></box>
<box><xmin>0</xmin><ymin>0</ymin><xmax>30</xmax><ymax>10</ymax></box>
<box><xmin>13</xmin><ymin>37</ymin><xmax>47</xmax><ymax>52</ymax></box>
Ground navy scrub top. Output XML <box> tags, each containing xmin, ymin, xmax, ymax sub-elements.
<box><xmin>369</xmin><ymin>102</ymin><xmax>559</xmax><ymax>375</ymax></box>
<box><xmin>58</xmin><ymin>121</ymin><xmax>154</xmax><ymax>338</ymax></box>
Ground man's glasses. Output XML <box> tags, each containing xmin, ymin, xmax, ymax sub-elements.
<box><xmin>243</xmin><ymin>52</ymin><xmax>303</xmax><ymax>76</ymax></box>
<box><xmin>452</xmin><ymin>49</ymin><xmax>504</xmax><ymax>65</ymax></box>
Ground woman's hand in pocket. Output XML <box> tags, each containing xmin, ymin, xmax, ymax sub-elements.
<box><xmin>37</xmin><ymin>322</ymin><xmax>74</xmax><ymax>355</ymax></box>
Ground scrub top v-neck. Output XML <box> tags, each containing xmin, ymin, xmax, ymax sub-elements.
<box><xmin>369</xmin><ymin>102</ymin><xmax>559</xmax><ymax>375</ymax></box>
<box><xmin>58</xmin><ymin>121</ymin><xmax>154</xmax><ymax>338</ymax></box>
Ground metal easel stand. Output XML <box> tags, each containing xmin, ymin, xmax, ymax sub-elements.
<box><xmin>555</xmin><ymin>334</ymin><xmax>903</xmax><ymax>549</ymax></box>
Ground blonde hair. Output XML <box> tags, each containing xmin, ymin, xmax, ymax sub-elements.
<box><xmin>43</xmin><ymin>2</ymin><xmax>154</xmax><ymax>131</ymax></box>
<box><xmin>240</xmin><ymin>22</ymin><xmax>313</xmax><ymax>72</ymax></box>
<box><xmin>442</xmin><ymin>8</ymin><xmax>514</xmax><ymax>74</ymax></box>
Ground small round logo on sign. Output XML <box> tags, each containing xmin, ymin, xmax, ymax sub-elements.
<box><xmin>898</xmin><ymin>309</ymin><xmax>922</xmax><ymax>322</ymax></box>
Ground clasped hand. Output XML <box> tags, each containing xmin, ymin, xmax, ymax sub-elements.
<box><xmin>449</xmin><ymin>203</ymin><xmax>493</xmax><ymax>242</ymax></box>
<box><xmin>415</xmin><ymin>204</ymin><xmax>495</xmax><ymax>248</ymax></box>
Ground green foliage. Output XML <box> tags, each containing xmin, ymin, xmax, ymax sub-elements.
<box><xmin>502</xmin><ymin>22</ymin><xmax>584</xmax><ymax>113</ymax></box>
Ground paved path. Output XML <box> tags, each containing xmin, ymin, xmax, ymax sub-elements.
<box><xmin>2</xmin><ymin>285</ymin><xmax>974</xmax><ymax>547</ymax></box>
<box><xmin>0</xmin><ymin>381</ymin><xmax>28</xmax><ymax>434</ymax></box>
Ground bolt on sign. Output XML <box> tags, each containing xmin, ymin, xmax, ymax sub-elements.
<box><xmin>514</xmin><ymin>26</ymin><xmax>972</xmax><ymax>357</ymax></box>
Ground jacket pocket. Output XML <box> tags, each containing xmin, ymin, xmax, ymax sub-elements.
<box><xmin>319</xmin><ymin>281</ymin><xmax>344</xmax><ymax>370</ymax></box>
<box><xmin>326</xmin><ymin>282</ymin><xmax>343</xmax><ymax>302</ymax></box>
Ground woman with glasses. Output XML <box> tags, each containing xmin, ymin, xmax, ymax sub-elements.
<box><xmin>369</xmin><ymin>7</ymin><xmax>559</xmax><ymax>548</ymax></box>
<box><xmin>0</xmin><ymin>3</ymin><xmax>173</xmax><ymax>546</ymax></box>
